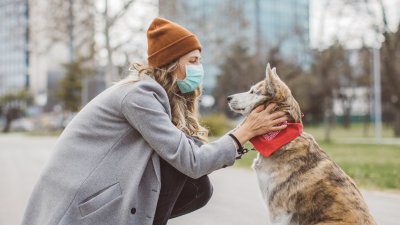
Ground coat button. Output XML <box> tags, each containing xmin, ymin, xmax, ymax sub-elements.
<box><xmin>131</xmin><ymin>208</ymin><xmax>136</xmax><ymax>214</ymax></box>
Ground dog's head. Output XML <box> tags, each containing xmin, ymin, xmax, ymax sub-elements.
<box><xmin>227</xmin><ymin>63</ymin><xmax>302</xmax><ymax>123</ymax></box>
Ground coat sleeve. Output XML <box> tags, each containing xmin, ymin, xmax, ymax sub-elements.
<box><xmin>121</xmin><ymin>80</ymin><xmax>237</xmax><ymax>179</ymax></box>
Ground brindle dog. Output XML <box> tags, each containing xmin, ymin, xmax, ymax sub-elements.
<box><xmin>227</xmin><ymin>64</ymin><xmax>376</xmax><ymax>225</ymax></box>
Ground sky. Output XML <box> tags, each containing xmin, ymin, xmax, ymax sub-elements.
<box><xmin>310</xmin><ymin>0</ymin><xmax>400</xmax><ymax>49</ymax></box>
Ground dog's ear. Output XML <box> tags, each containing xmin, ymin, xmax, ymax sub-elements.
<box><xmin>265</xmin><ymin>63</ymin><xmax>275</xmax><ymax>96</ymax></box>
<box><xmin>265</xmin><ymin>63</ymin><xmax>272</xmax><ymax>81</ymax></box>
<box><xmin>265</xmin><ymin>63</ymin><xmax>278</xmax><ymax>83</ymax></box>
<box><xmin>271</xmin><ymin>67</ymin><xmax>282</xmax><ymax>81</ymax></box>
<box><xmin>265</xmin><ymin>64</ymin><xmax>281</xmax><ymax>82</ymax></box>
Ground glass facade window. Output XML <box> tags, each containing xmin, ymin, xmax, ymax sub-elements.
<box><xmin>0</xmin><ymin>0</ymin><xmax>29</xmax><ymax>96</ymax></box>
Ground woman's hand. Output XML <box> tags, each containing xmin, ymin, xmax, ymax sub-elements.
<box><xmin>231</xmin><ymin>103</ymin><xmax>288</xmax><ymax>145</ymax></box>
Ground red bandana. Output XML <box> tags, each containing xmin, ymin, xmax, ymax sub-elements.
<box><xmin>249</xmin><ymin>122</ymin><xmax>303</xmax><ymax>158</ymax></box>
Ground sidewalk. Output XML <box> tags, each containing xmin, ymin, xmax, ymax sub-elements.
<box><xmin>170</xmin><ymin>167</ymin><xmax>400</xmax><ymax>225</ymax></box>
<box><xmin>1</xmin><ymin>134</ymin><xmax>399</xmax><ymax>225</ymax></box>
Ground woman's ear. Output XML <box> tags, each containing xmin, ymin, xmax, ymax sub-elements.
<box><xmin>176</xmin><ymin>61</ymin><xmax>186</xmax><ymax>80</ymax></box>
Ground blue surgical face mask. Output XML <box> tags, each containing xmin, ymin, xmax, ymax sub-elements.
<box><xmin>176</xmin><ymin>64</ymin><xmax>204</xmax><ymax>93</ymax></box>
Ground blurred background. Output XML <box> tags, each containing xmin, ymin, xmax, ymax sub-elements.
<box><xmin>1</xmin><ymin>0</ymin><xmax>400</xmax><ymax>224</ymax></box>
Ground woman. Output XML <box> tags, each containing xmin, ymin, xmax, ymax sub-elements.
<box><xmin>21</xmin><ymin>17</ymin><xmax>288</xmax><ymax>225</ymax></box>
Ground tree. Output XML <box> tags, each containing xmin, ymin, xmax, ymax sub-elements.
<box><xmin>0</xmin><ymin>90</ymin><xmax>33</xmax><ymax>133</ymax></box>
<box><xmin>102</xmin><ymin>0</ymin><xmax>143</xmax><ymax>85</ymax></box>
<box><xmin>356</xmin><ymin>45</ymin><xmax>373</xmax><ymax>136</ymax></box>
<box><xmin>214</xmin><ymin>42</ymin><xmax>315</xmax><ymax>123</ymax></box>
<box><xmin>311</xmin><ymin>42</ymin><xmax>354</xmax><ymax>141</ymax></box>
<box><xmin>31</xmin><ymin>0</ymin><xmax>155</xmax><ymax>86</ymax></box>
<box><xmin>362</xmin><ymin>0</ymin><xmax>400</xmax><ymax>137</ymax></box>
<box><xmin>56</xmin><ymin>60</ymin><xmax>92</xmax><ymax>112</ymax></box>
<box><xmin>380</xmin><ymin>25</ymin><xmax>400</xmax><ymax>136</ymax></box>
<box><xmin>213</xmin><ymin>43</ymin><xmax>264</xmax><ymax>118</ymax></box>
<box><xmin>335</xmin><ymin>0</ymin><xmax>400</xmax><ymax>136</ymax></box>
<box><xmin>29</xmin><ymin>0</ymin><xmax>96</xmax><ymax>59</ymax></box>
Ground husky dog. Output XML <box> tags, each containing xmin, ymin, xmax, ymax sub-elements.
<box><xmin>227</xmin><ymin>64</ymin><xmax>376</xmax><ymax>225</ymax></box>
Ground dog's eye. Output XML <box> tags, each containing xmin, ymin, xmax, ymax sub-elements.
<box><xmin>250</xmin><ymin>90</ymin><xmax>259</xmax><ymax>95</ymax></box>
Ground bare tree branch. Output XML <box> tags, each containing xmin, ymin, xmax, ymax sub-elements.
<box><xmin>108</xmin><ymin>0</ymin><xmax>136</xmax><ymax>27</ymax></box>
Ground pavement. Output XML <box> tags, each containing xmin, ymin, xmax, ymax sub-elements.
<box><xmin>1</xmin><ymin>134</ymin><xmax>399</xmax><ymax>225</ymax></box>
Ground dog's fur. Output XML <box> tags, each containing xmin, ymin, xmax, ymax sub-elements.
<box><xmin>228</xmin><ymin>64</ymin><xmax>376</xmax><ymax>225</ymax></box>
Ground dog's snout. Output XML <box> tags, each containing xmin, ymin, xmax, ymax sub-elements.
<box><xmin>227</xmin><ymin>96</ymin><xmax>233</xmax><ymax>102</ymax></box>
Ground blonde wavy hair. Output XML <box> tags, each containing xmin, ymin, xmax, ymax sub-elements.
<box><xmin>116</xmin><ymin>61</ymin><xmax>209</xmax><ymax>143</ymax></box>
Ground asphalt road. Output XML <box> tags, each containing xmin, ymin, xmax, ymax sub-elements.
<box><xmin>1</xmin><ymin>134</ymin><xmax>399</xmax><ymax>225</ymax></box>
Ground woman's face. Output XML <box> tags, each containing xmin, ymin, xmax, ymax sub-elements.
<box><xmin>176</xmin><ymin>49</ymin><xmax>201</xmax><ymax>80</ymax></box>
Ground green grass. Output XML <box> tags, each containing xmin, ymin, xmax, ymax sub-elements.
<box><xmin>304</xmin><ymin>123</ymin><xmax>396</xmax><ymax>141</ymax></box>
<box><xmin>322</xmin><ymin>142</ymin><xmax>400</xmax><ymax>190</ymax></box>
<box><xmin>229</xmin><ymin>124</ymin><xmax>400</xmax><ymax>190</ymax></box>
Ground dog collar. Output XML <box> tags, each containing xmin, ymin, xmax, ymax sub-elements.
<box><xmin>249</xmin><ymin>122</ymin><xmax>303</xmax><ymax>158</ymax></box>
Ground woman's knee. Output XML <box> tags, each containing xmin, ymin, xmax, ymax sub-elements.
<box><xmin>171</xmin><ymin>175</ymin><xmax>213</xmax><ymax>218</ymax></box>
<box><xmin>193</xmin><ymin>176</ymin><xmax>213</xmax><ymax>207</ymax></box>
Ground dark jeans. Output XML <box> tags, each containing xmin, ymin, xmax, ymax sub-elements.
<box><xmin>153</xmin><ymin>138</ymin><xmax>213</xmax><ymax>225</ymax></box>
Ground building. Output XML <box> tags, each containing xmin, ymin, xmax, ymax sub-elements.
<box><xmin>159</xmin><ymin>0</ymin><xmax>310</xmax><ymax>93</ymax></box>
<box><xmin>0</xmin><ymin>0</ymin><xmax>29</xmax><ymax>96</ymax></box>
<box><xmin>0</xmin><ymin>0</ymin><xmax>100</xmax><ymax>113</ymax></box>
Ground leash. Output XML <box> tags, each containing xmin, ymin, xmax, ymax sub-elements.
<box><xmin>237</xmin><ymin>142</ymin><xmax>256</xmax><ymax>159</ymax></box>
<box><xmin>229</xmin><ymin>133</ymin><xmax>256</xmax><ymax>159</ymax></box>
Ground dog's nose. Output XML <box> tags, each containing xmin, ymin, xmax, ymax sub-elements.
<box><xmin>227</xmin><ymin>96</ymin><xmax>233</xmax><ymax>102</ymax></box>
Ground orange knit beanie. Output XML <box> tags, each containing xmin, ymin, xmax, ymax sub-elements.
<box><xmin>147</xmin><ymin>17</ymin><xmax>202</xmax><ymax>68</ymax></box>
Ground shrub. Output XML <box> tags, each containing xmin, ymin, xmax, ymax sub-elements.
<box><xmin>200</xmin><ymin>113</ymin><xmax>235</xmax><ymax>137</ymax></box>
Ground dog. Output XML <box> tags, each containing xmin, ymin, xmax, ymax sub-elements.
<box><xmin>227</xmin><ymin>64</ymin><xmax>376</xmax><ymax>225</ymax></box>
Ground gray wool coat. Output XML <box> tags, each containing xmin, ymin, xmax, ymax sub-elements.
<box><xmin>21</xmin><ymin>75</ymin><xmax>237</xmax><ymax>225</ymax></box>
